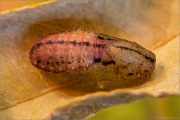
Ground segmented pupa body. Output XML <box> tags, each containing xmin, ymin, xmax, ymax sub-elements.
<box><xmin>29</xmin><ymin>30</ymin><xmax>156</xmax><ymax>80</ymax></box>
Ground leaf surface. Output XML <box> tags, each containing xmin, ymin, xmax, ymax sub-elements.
<box><xmin>0</xmin><ymin>0</ymin><xmax>179</xmax><ymax>119</ymax></box>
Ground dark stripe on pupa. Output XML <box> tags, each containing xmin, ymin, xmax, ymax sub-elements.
<box><xmin>112</xmin><ymin>45</ymin><xmax>156</xmax><ymax>63</ymax></box>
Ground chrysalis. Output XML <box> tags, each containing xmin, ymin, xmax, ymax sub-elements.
<box><xmin>29</xmin><ymin>30</ymin><xmax>156</xmax><ymax>80</ymax></box>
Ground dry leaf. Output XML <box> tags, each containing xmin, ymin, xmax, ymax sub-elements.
<box><xmin>0</xmin><ymin>0</ymin><xmax>179</xmax><ymax>119</ymax></box>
